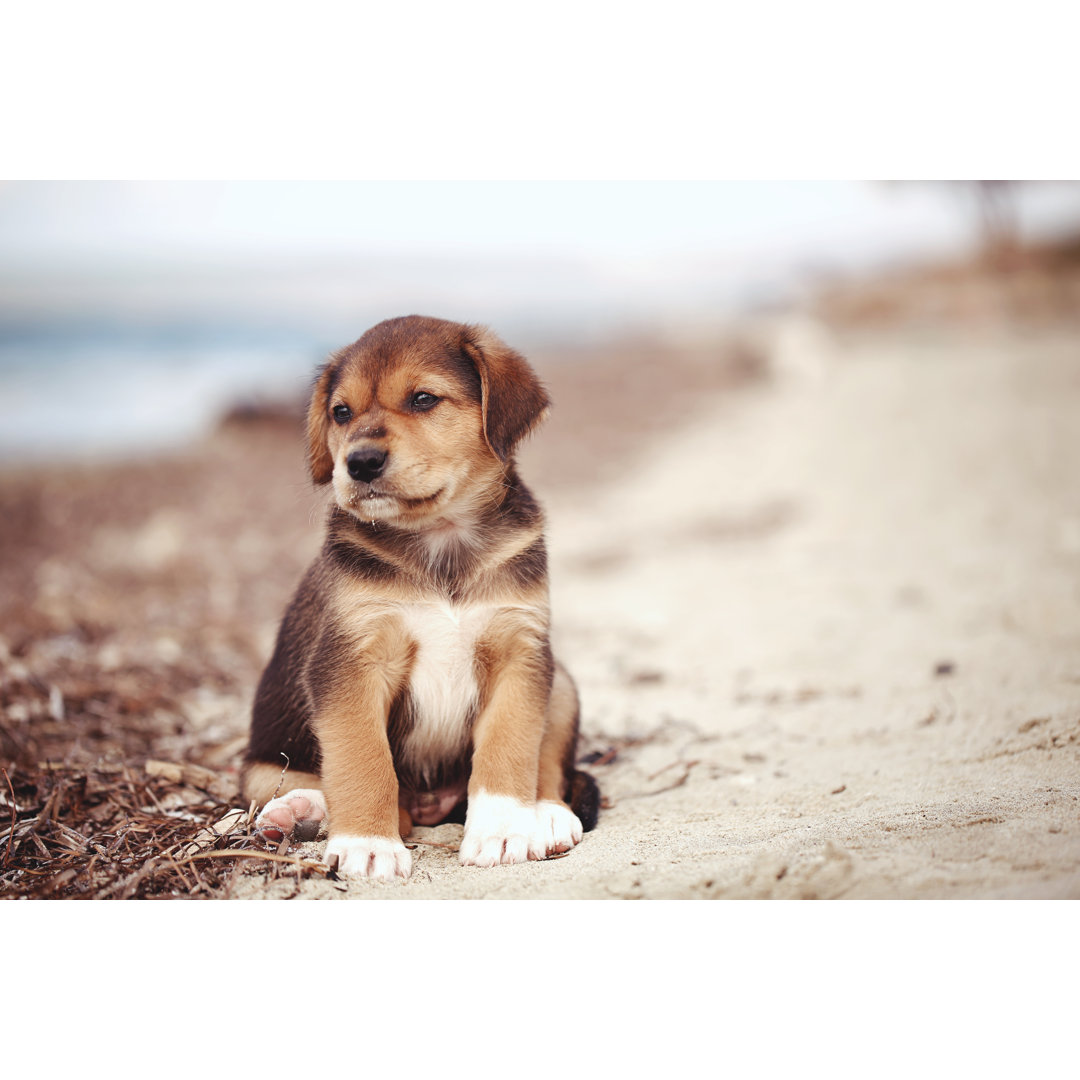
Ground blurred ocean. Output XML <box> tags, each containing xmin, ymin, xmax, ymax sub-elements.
<box><xmin>0</xmin><ymin>320</ymin><xmax>331</xmax><ymax>464</ymax></box>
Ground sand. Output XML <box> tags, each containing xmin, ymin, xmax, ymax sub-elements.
<box><xmin>3</xmin><ymin>319</ymin><xmax>1078</xmax><ymax>899</ymax></box>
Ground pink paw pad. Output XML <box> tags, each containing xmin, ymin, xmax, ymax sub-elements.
<box><xmin>255</xmin><ymin>789</ymin><xmax>327</xmax><ymax>845</ymax></box>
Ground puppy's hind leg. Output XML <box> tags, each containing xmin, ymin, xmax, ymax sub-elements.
<box><xmin>242</xmin><ymin>761</ymin><xmax>328</xmax><ymax>844</ymax></box>
<box><xmin>530</xmin><ymin>662</ymin><xmax>595</xmax><ymax>858</ymax></box>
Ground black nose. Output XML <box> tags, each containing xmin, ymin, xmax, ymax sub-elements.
<box><xmin>346</xmin><ymin>447</ymin><xmax>388</xmax><ymax>483</ymax></box>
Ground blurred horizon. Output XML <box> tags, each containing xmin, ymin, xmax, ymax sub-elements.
<box><xmin>2</xmin><ymin>180</ymin><xmax>1079</xmax><ymax>463</ymax></box>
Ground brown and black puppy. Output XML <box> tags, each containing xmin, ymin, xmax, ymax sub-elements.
<box><xmin>241</xmin><ymin>315</ymin><xmax>598</xmax><ymax>881</ymax></box>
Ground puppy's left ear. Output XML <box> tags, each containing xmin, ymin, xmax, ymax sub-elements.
<box><xmin>306</xmin><ymin>359</ymin><xmax>338</xmax><ymax>485</ymax></box>
<box><xmin>463</xmin><ymin>325</ymin><xmax>550</xmax><ymax>462</ymax></box>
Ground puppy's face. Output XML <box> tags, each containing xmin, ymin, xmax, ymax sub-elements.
<box><xmin>307</xmin><ymin>316</ymin><xmax>549</xmax><ymax>529</ymax></box>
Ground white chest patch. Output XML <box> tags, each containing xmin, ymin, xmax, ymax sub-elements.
<box><xmin>398</xmin><ymin>601</ymin><xmax>493</xmax><ymax>780</ymax></box>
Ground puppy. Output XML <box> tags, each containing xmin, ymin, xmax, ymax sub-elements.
<box><xmin>241</xmin><ymin>315</ymin><xmax>599</xmax><ymax>881</ymax></box>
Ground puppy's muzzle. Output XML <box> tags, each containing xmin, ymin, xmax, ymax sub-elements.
<box><xmin>347</xmin><ymin>447</ymin><xmax>388</xmax><ymax>483</ymax></box>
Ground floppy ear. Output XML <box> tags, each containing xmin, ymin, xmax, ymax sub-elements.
<box><xmin>306</xmin><ymin>359</ymin><xmax>338</xmax><ymax>485</ymax></box>
<box><xmin>463</xmin><ymin>325</ymin><xmax>550</xmax><ymax>462</ymax></box>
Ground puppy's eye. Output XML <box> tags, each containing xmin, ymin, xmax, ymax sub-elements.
<box><xmin>410</xmin><ymin>392</ymin><xmax>439</xmax><ymax>412</ymax></box>
<box><xmin>332</xmin><ymin>404</ymin><xmax>352</xmax><ymax>424</ymax></box>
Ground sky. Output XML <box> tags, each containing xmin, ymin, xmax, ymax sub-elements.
<box><xmin>1</xmin><ymin>181</ymin><xmax>1078</xmax><ymax>343</ymax></box>
<box><xmin>3</xmin><ymin>180</ymin><xmax>1079</xmax><ymax>267</ymax></box>
<box><xmin>0</xmin><ymin>180</ymin><xmax>1076</xmax><ymax>338</ymax></box>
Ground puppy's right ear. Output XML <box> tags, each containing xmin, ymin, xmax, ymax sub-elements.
<box><xmin>306</xmin><ymin>360</ymin><xmax>338</xmax><ymax>485</ymax></box>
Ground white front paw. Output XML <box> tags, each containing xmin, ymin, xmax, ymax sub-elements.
<box><xmin>460</xmin><ymin>791</ymin><xmax>537</xmax><ymax>867</ymax></box>
<box><xmin>530</xmin><ymin>800</ymin><xmax>583</xmax><ymax>858</ymax></box>
<box><xmin>325</xmin><ymin>834</ymin><xmax>412</xmax><ymax>881</ymax></box>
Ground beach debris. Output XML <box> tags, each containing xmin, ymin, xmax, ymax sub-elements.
<box><xmin>144</xmin><ymin>759</ymin><xmax>235</xmax><ymax>801</ymax></box>
<box><xmin>0</xmin><ymin>762</ymin><xmax>323</xmax><ymax>899</ymax></box>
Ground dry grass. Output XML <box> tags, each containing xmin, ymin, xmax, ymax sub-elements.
<box><xmin>0</xmin><ymin>760</ymin><xmax>337</xmax><ymax>899</ymax></box>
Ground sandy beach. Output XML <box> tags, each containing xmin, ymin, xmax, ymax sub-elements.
<box><xmin>2</xmin><ymin>310</ymin><xmax>1079</xmax><ymax>899</ymax></box>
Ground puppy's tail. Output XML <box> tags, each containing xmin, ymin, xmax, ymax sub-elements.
<box><xmin>568</xmin><ymin>769</ymin><xmax>601</xmax><ymax>832</ymax></box>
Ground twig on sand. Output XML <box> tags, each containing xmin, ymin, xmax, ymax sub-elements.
<box><xmin>1</xmin><ymin>769</ymin><xmax>16</xmax><ymax>868</ymax></box>
<box><xmin>627</xmin><ymin>759</ymin><xmax>702</xmax><ymax>799</ymax></box>
<box><xmin>175</xmin><ymin>849</ymin><xmax>331</xmax><ymax>874</ymax></box>
<box><xmin>647</xmin><ymin>759</ymin><xmax>684</xmax><ymax>782</ymax></box>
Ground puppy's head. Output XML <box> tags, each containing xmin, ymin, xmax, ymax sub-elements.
<box><xmin>307</xmin><ymin>316</ymin><xmax>548</xmax><ymax>528</ymax></box>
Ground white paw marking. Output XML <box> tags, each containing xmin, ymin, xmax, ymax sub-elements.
<box><xmin>461</xmin><ymin>791</ymin><xmax>582</xmax><ymax>866</ymax></box>
<box><xmin>325</xmin><ymin>834</ymin><xmax>412</xmax><ymax>881</ymax></box>
<box><xmin>530</xmin><ymin>800</ymin><xmax>583</xmax><ymax>858</ymax></box>
<box><xmin>255</xmin><ymin>788</ymin><xmax>327</xmax><ymax>842</ymax></box>
<box><xmin>460</xmin><ymin>791</ymin><xmax>538</xmax><ymax>866</ymax></box>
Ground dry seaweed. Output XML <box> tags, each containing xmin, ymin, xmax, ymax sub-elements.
<box><xmin>0</xmin><ymin>761</ymin><xmax>321</xmax><ymax>899</ymax></box>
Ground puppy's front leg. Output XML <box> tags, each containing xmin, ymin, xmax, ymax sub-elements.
<box><xmin>313</xmin><ymin>620</ymin><xmax>413</xmax><ymax>881</ymax></box>
<box><xmin>461</xmin><ymin>612</ymin><xmax>551</xmax><ymax>866</ymax></box>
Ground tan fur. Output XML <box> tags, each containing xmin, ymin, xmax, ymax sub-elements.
<box><xmin>312</xmin><ymin>616</ymin><xmax>416</xmax><ymax>837</ymax></box>
<box><xmin>537</xmin><ymin>665</ymin><xmax>581</xmax><ymax>803</ymax></box>
<box><xmin>242</xmin><ymin>762</ymin><xmax>323</xmax><ymax>806</ymax></box>
<box><xmin>470</xmin><ymin>608</ymin><xmax>549</xmax><ymax>801</ymax></box>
